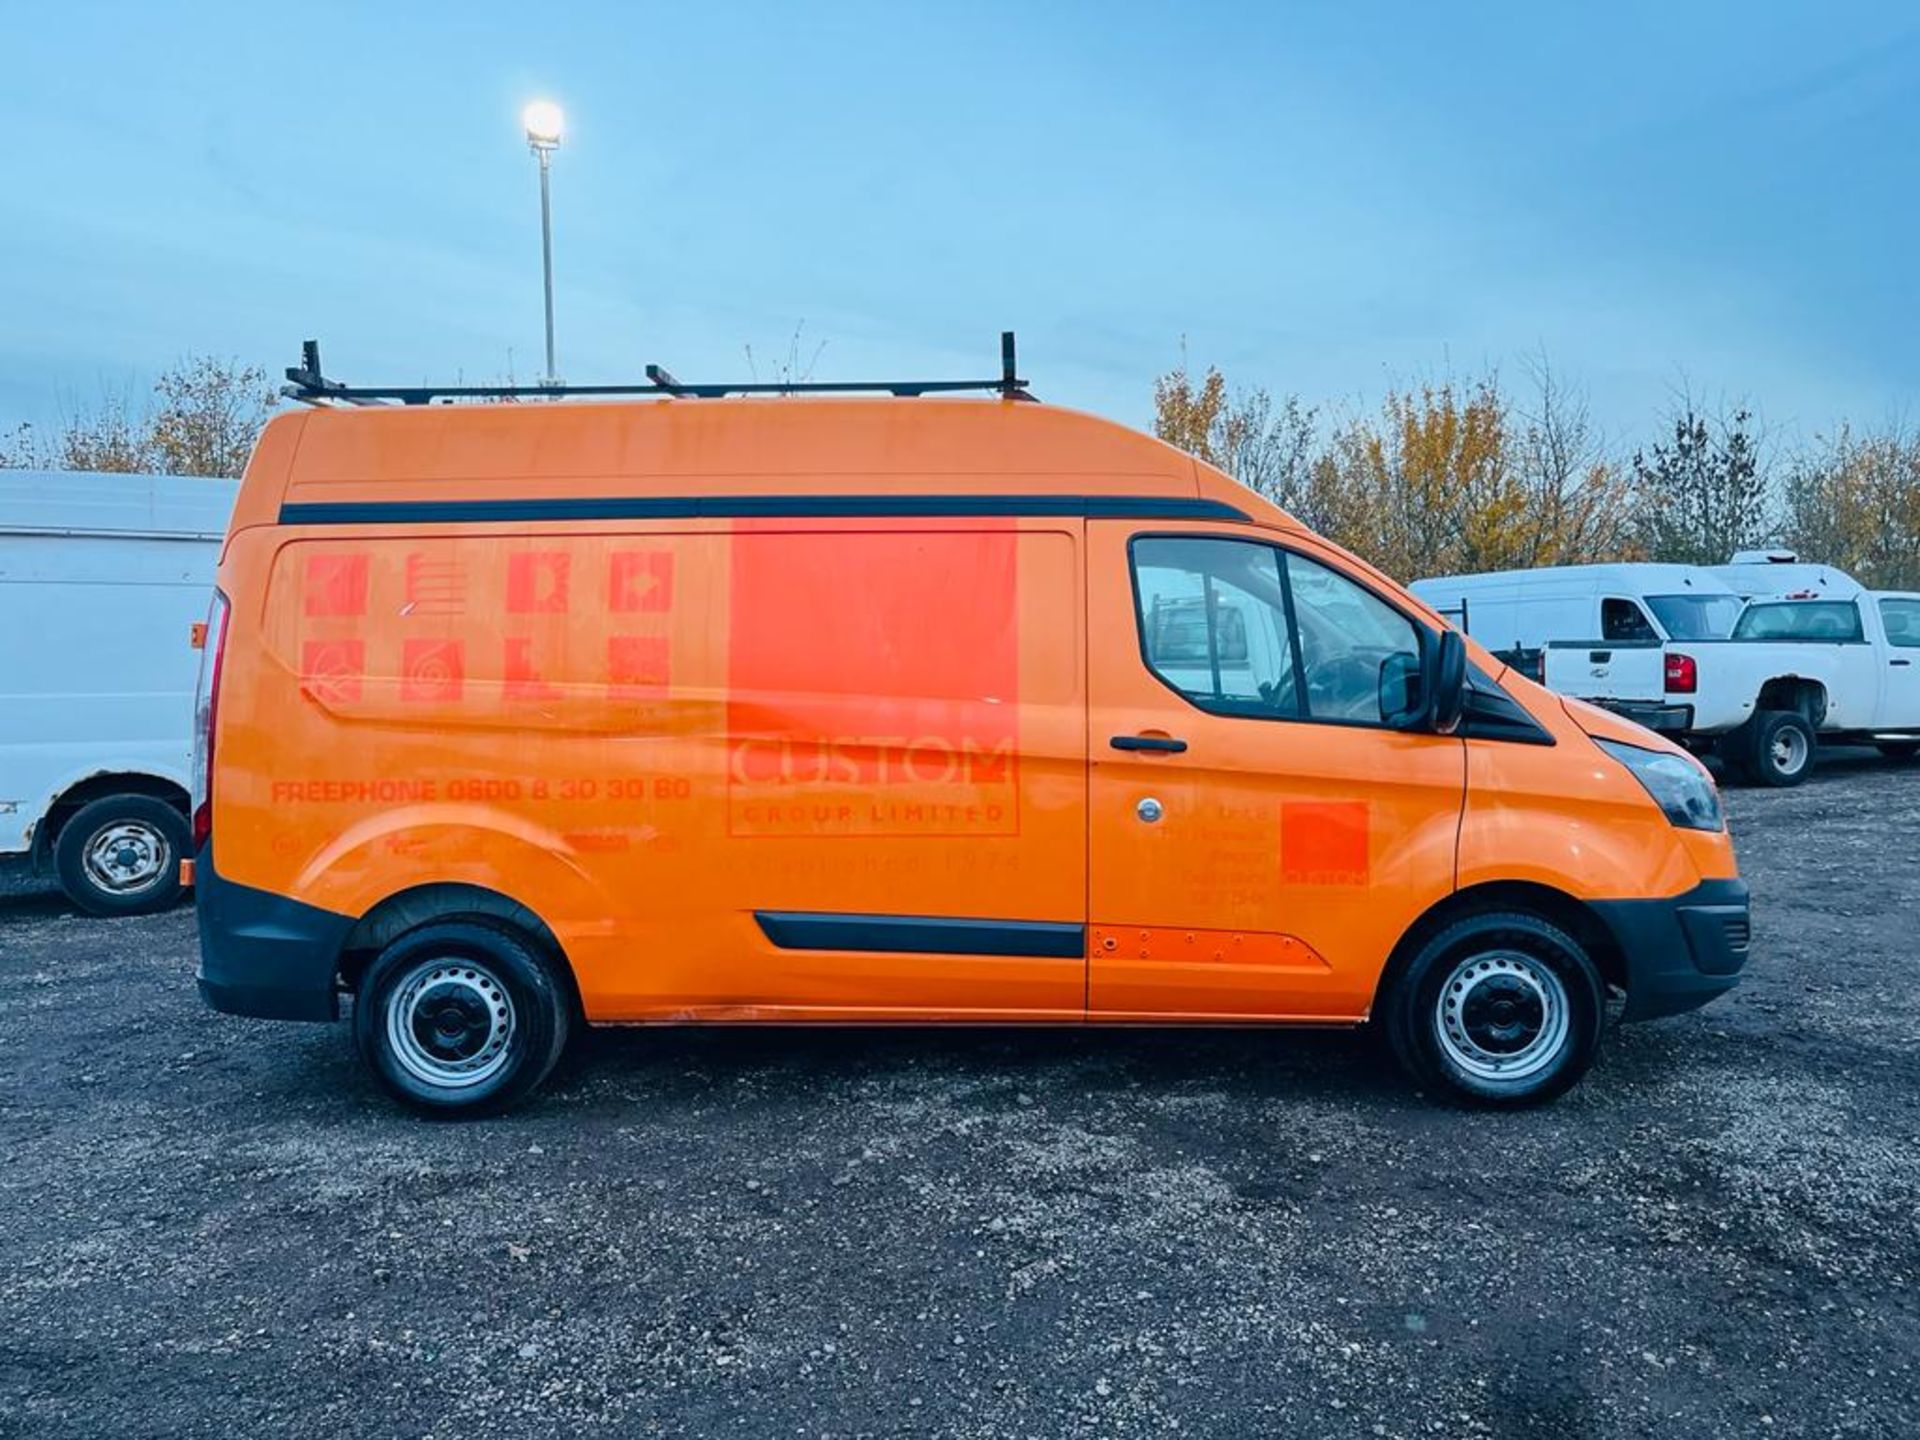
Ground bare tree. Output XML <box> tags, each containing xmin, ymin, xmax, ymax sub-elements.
<box><xmin>1631</xmin><ymin>395</ymin><xmax>1774</xmax><ymax>565</ymax></box>
<box><xmin>1511</xmin><ymin>352</ymin><xmax>1638</xmax><ymax>565</ymax></box>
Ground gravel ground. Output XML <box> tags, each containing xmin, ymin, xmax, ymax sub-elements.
<box><xmin>2</xmin><ymin>753</ymin><xmax>1917</xmax><ymax>1439</ymax></box>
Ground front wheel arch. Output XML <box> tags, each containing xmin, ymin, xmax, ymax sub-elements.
<box><xmin>1374</xmin><ymin>881</ymin><xmax>1627</xmax><ymax>1018</ymax></box>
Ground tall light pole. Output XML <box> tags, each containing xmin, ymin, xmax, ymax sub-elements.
<box><xmin>522</xmin><ymin>100</ymin><xmax>564</xmax><ymax>387</ymax></box>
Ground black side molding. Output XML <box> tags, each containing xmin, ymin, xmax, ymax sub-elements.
<box><xmin>755</xmin><ymin>911</ymin><xmax>1085</xmax><ymax>959</ymax></box>
<box><xmin>278</xmin><ymin>494</ymin><xmax>1252</xmax><ymax>527</ymax></box>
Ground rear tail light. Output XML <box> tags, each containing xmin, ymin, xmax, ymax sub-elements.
<box><xmin>191</xmin><ymin>589</ymin><xmax>231</xmax><ymax>850</ymax></box>
<box><xmin>1664</xmin><ymin>651</ymin><xmax>1697</xmax><ymax>695</ymax></box>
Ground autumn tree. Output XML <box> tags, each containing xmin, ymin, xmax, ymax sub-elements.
<box><xmin>1631</xmin><ymin>401</ymin><xmax>1773</xmax><ymax>565</ymax></box>
<box><xmin>148</xmin><ymin>356</ymin><xmax>279</xmax><ymax>478</ymax></box>
<box><xmin>0</xmin><ymin>355</ymin><xmax>276</xmax><ymax>478</ymax></box>
<box><xmin>1782</xmin><ymin>427</ymin><xmax>1920</xmax><ymax>589</ymax></box>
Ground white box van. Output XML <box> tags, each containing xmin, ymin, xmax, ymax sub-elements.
<box><xmin>1</xmin><ymin>470</ymin><xmax>236</xmax><ymax>912</ymax></box>
<box><xmin>1409</xmin><ymin>564</ymin><xmax>1744</xmax><ymax>723</ymax></box>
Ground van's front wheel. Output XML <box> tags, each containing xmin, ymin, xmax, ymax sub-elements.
<box><xmin>354</xmin><ymin>922</ymin><xmax>572</xmax><ymax>1117</ymax></box>
<box><xmin>1383</xmin><ymin>912</ymin><xmax>1603</xmax><ymax>1107</ymax></box>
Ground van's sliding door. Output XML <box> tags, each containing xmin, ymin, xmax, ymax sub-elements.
<box><xmin>715</xmin><ymin>521</ymin><xmax>1088</xmax><ymax>1018</ymax></box>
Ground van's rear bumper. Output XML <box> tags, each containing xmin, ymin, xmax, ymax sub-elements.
<box><xmin>1590</xmin><ymin>877</ymin><xmax>1750</xmax><ymax>1021</ymax></box>
<box><xmin>195</xmin><ymin>847</ymin><xmax>351</xmax><ymax>1022</ymax></box>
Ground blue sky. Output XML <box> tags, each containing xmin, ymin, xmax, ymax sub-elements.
<box><xmin>2</xmin><ymin>2</ymin><xmax>1916</xmax><ymax>447</ymax></box>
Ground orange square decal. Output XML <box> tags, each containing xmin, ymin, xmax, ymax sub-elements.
<box><xmin>300</xmin><ymin>639</ymin><xmax>364</xmax><ymax>705</ymax></box>
<box><xmin>1280</xmin><ymin>801</ymin><xmax>1370</xmax><ymax>886</ymax></box>
<box><xmin>304</xmin><ymin>554</ymin><xmax>369</xmax><ymax>617</ymax></box>
<box><xmin>507</xmin><ymin>552</ymin><xmax>570</xmax><ymax>613</ymax></box>
<box><xmin>609</xmin><ymin>551</ymin><xmax>674</xmax><ymax>613</ymax></box>
<box><xmin>607</xmin><ymin>635</ymin><xmax>670</xmax><ymax>699</ymax></box>
<box><xmin>401</xmin><ymin>639</ymin><xmax>465</xmax><ymax>704</ymax></box>
<box><xmin>504</xmin><ymin>638</ymin><xmax>561</xmax><ymax>700</ymax></box>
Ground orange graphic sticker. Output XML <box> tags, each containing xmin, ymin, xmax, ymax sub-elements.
<box><xmin>401</xmin><ymin>639</ymin><xmax>466</xmax><ymax>704</ymax></box>
<box><xmin>304</xmin><ymin>554</ymin><xmax>369</xmax><ymax>617</ymax></box>
<box><xmin>609</xmin><ymin>551</ymin><xmax>674</xmax><ymax>612</ymax></box>
<box><xmin>507</xmin><ymin>552</ymin><xmax>570</xmax><ymax>614</ymax></box>
<box><xmin>1280</xmin><ymin>801</ymin><xmax>1370</xmax><ymax>886</ymax></box>
<box><xmin>300</xmin><ymin>639</ymin><xmax>365</xmax><ymax>705</ymax></box>
<box><xmin>726</xmin><ymin>529</ymin><xmax>1018</xmax><ymax>837</ymax></box>
<box><xmin>608</xmin><ymin>635</ymin><xmax>670</xmax><ymax>699</ymax></box>
<box><xmin>404</xmin><ymin>553</ymin><xmax>466</xmax><ymax>616</ymax></box>
<box><xmin>504</xmin><ymin>638</ymin><xmax>562</xmax><ymax>701</ymax></box>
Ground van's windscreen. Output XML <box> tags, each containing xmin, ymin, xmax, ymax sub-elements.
<box><xmin>1647</xmin><ymin>593</ymin><xmax>1744</xmax><ymax>640</ymax></box>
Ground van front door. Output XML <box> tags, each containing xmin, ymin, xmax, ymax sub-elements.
<box><xmin>1086</xmin><ymin>523</ymin><xmax>1465</xmax><ymax>1020</ymax></box>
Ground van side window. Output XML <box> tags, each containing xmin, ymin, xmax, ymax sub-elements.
<box><xmin>1602</xmin><ymin>598</ymin><xmax>1658</xmax><ymax>643</ymax></box>
<box><xmin>1131</xmin><ymin>538</ymin><xmax>1299</xmax><ymax>717</ymax></box>
<box><xmin>1283</xmin><ymin>553</ymin><xmax>1423</xmax><ymax>725</ymax></box>
<box><xmin>1879</xmin><ymin>598</ymin><xmax>1920</xmax><ymax>648</ymax></box>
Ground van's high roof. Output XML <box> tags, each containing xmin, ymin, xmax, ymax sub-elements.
<box><xmin>0</xmin><ymin>469</ymin><xmax>236</xmax><ymax>540</ymax></box>
<box><xmin>234</xmin><ymin>398</ymin><xmax>1292</xmax><ymax>534</ymax></box>
<box><xmin>1413</xmin><ymin>562</ymin><xmax>1738</xmax><ymax>594</ymax></box>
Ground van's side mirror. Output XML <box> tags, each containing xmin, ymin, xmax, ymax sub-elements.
<box><xmin>1428</xmin><ymin>628</ymin><xmax>1467</xmax><ymax>734</ymax></box>
<box><xmin>1379</xmin><ymin>651</ymin><xmax>1423</xmax><ymax>727</ymax></box>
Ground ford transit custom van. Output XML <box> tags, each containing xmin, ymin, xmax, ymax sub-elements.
<box><xmin>196</xmin><ymin>362</ymin><xmax>1747</xmax><ymax>1113</ymax></box>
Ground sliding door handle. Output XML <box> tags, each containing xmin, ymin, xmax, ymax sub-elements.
<box><xmin>1111</xmin><ymin>734</ymin><xmax>1188</xmax><ymax>754</ymax></box>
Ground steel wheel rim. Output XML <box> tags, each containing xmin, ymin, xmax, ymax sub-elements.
<box><xmin>1434</xmin><ymin>949</ymin><xmax>1570</xmax><ymax>1083</ymax></box>
<box><xmin>1772</xmin><ymin>727</ymin><xmax>1809</xmax><ymax>775</ymax></box>
<box><xmin>81</xmin><ymin>820</ymin><xmax>172</xmax><ymax>895</ymax></box>
<box><xmin>387</xmin><ymin>960</ymin><xmax>517</xmax><ymax>1089</ymax></box>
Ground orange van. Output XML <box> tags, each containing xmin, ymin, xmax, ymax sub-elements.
<box><xmin>195</xmin><ymin>348</ymin><xmax>1748</xmax><ymax>1113</ymax></box>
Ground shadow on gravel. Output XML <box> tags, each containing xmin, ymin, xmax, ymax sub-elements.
<box><xmin>548</xmin><ymin>1021</ymin><xmax>1406</xmax><ymax>1113</ymax></box>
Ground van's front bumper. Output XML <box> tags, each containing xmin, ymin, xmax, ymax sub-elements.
<box><xmin>195</xmin><ymin>847</ymin><xmax>351</xmax><ymax>1022</ymax></box>
<box><xmin>1590</xmin><ymin>877</ymin><xmax>1750</xmax><ymax>1021</ymax></box>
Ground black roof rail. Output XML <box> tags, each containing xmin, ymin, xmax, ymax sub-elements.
<box><xmin>282</xmin><ymin>334</ymin><xmax>1033</xmax><ymax>406</ymax></box>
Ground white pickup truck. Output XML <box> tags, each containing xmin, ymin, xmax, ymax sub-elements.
<box><xmin>1543</xmin><ymin>589</ymin><xmax>1920</xmax><ymax>785</ymax></box>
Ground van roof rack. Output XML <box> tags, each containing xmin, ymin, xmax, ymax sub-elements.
<box><xmin>283</xmin><ymin>334</ymin><xmax>1033</xmax><ymax>406</ymax></box>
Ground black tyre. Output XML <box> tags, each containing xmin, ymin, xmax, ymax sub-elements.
<box><xmin>354</xmin><ymin>922</ymin><xmax>573</xmax><ymax>1117</ymax></box>
<box><xmin>1876</xmin><ymin>740</ymin><xmax>1920</xmax><ymax>762</ymax></box>
<box><xmin>1745</xmin><ymin>709</ymin><xmax>1816</xmax><ymax>787</ymax></box>
<box><xmin>1382</xmin><ymin>911</ymin><xmax>1604</xmax><ymax>1107</ymax></box>
<box><xmin>53</xmin><ymin>794</ymin><xmax>189</xmax><ymax>917</ymax></box>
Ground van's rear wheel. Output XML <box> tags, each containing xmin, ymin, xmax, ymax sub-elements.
<box><xmin>1745</xmin><ymin>709</ymin><xmax>1816</xmax><ymax>787</ymax></box>
<box><xmin>1383</xmin><ymin>912</ymin><xmax>1603</xmax><ymax>1107</ymax></box>
<box><xmin>53</xmin><ymin>794</ymin><xmax>189</xmax><ymax>917</ymax></box>
<box><xmin>354</xmin><ymin>922</ymin><xmax>571</xmax><ymax>1117</ymax></box>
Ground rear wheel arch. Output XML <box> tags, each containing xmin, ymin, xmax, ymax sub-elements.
<box><xmin>337</xmin><ymin>883</ymin><xmax>581</xmax><ymax>1020</ymax></box>
<box><xmin>35</xmin><ymin>772</ymin><xmax>189</xmax><ymax>861</ymax></box>
<box><xmin>1756</xmin><ymin>675</ymin><xmax>1826</xmax><ymax>726</ymax></box>
<box><xmin>1375</xmin><ymin>880</ymin><xmax>1628</xmax><ymax>1015</ymax></box>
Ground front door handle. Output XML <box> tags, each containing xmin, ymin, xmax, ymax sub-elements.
<box><xmin>1111</xmin><ymin>734</ymin><xmax>1188</xmax><ymax>754</ymax></box>
<box><xmin>1893</xmin><ymin>658</ymin><xmax>1912</xmax><ymax>667</ymax></box>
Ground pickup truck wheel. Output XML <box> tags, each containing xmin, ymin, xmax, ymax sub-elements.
<box><xmin>1382</xmin><ymin>911</ymin><xmax>1603</xmax><ymax>1107</ymax></box>
<box><xmin>53</xmin><ymin>794</ymin><xmax>190</xmax><ymax>917</ymax></box>
<box><xmin>354</xmin><ymin>922</ymin><xmax>571</xmax><ymax>1117</ymax></box>
<box><xmin>1746</xmin><ymin>709</ymin><xmax>1816</xmax><ymax>787</ymax></box>
<box><xmin>1877</xmin><ymin>741</ymin><xmax>1920</xmax><ymax>762</ymax></box>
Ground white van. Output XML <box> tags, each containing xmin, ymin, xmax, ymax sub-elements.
<box><xmin>1713</xmin><ymin>549</ymin><xmax>1866</xmax><ymax>601</ymax></box>
<box><xmin>1410</xmin><ymin>564</ymin><xmax>1745</xmax><ymax>666</ymax></box>
<box><xmin>1</xmin><ymin>470</ymin><xmax>236</xmax><ymax>913</ymax></box>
